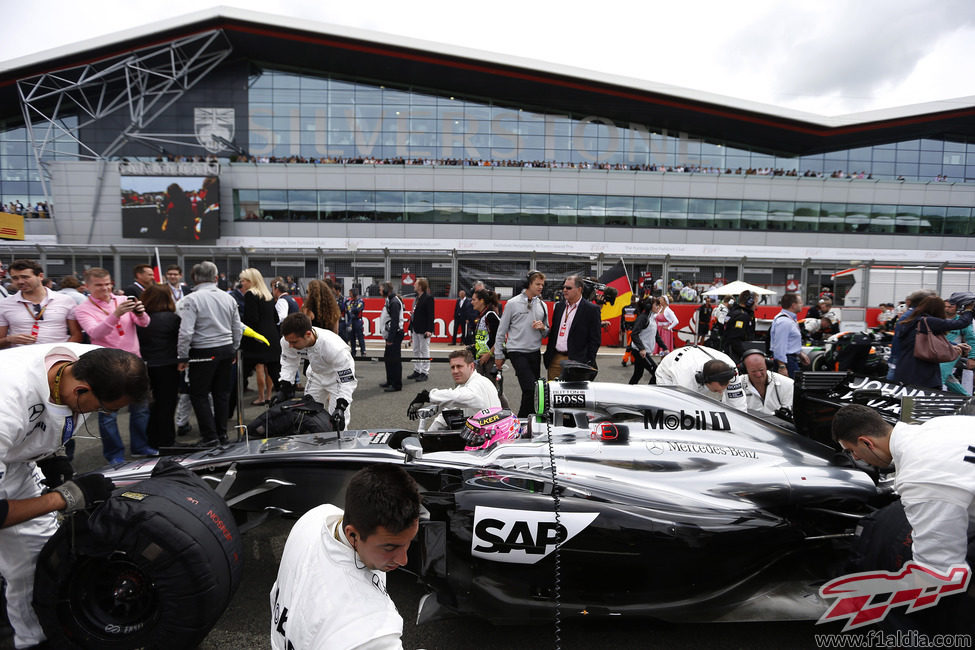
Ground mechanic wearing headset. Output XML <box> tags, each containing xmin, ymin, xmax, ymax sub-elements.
<box><xmin>407</xmin><ymin>348</ymin><xmax>500</xmax><ymax>432</ymax></box>
<box><xmin>832</xmin><ymin>405</ymin><xmax>975</xmax><ymax>580</ymax></box>
<box><xmin>273</xmin><ymin>312</ymin><xmax>357</xmax><ymax>432</ymax></box>
<box><xmin>0</xmin><ymin>344</ymin><xmax>148</xmax><ymax>649</ymax></box>
<box><xmin>738</xmin><ymin>348</ymin><xmax>795</xmax><ymax>418</ymax></box>
<box><xmin>271</xmin><ymin>464</ymin><xmax>421</xmax><ymax>650</ymax></box>
<box><xmin>654</xmin><ymin>345</ymin><xmax>748</xmax><ymax>411</ymax></box>
<box><xmin>723</xmin><ymin>290</ymin><xmax>756</xmax><ymax>363</ymax></box>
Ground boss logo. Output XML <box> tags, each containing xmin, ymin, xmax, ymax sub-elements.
<box><xmin>551</xmin><ymin>392</ymin><xmax>586</xmax><ymax>407</ymax></box>
<box><xmin>471</xmin><ymin>506</ymin><xmax>598</xmax><ymax>564</ymax></box>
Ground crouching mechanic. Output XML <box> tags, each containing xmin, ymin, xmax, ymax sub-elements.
<box><xmin>832</xmin><ymin>405</ymin><xmax>974</xmax><ymax>626</ymax></box>
<box><xmin>738</xmin><ymin>349</ymin><xmax>794</xmax><ymax>420</ymax></box>
<box><xmin>274</xmin><ymin>312</ymin><xmax>357</xmax><ymax>431</ymax></box>
<box><xmin>1</xmin><ymin>343</ymin><xmax>149</xmax><ymax>648</ymax></box>
<box><xmin>407</xmin><ymin>349</ymin><xmax>501</xmax><ymax>431</ymax></box>
<box><xmin>655</xmin><ymin>345</ymin><xmax>748</xmax><ymax>411</ymax></box>
<box><xmin>271</xmin><ymin>464</ymin><xmax>421</xmax><ymax>650</ymax></box>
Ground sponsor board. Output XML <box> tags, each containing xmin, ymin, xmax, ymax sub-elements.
<box><xmin>471</xmin><ymin>506</ymin><xmax>598</xmax><ymax>564</ymax></box>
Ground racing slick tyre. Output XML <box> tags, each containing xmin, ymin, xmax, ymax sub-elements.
<box><xmin>810</xmin><ymin>354</ymin><xmax>832</xmax><ymax>372</ymax></box>
<box><xmin>33</xmin><ymin>458</ymin><xmax>244</xmax><ymax>649</ymax></box>
<box><xmin>849</xmin><ymin>501</ymin><xmax>974</xmax><ymax>635</ymax></box>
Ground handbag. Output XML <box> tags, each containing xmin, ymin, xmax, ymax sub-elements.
<box><xmin>913</xmin><ymin>317</ymin><xmax>960</xmax><ymax>363</ymax></box>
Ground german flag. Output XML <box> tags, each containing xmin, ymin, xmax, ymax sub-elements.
<box><xmin>597</xmin><ymin>259</ymin><xmax>632</xmax><ymax>321</ymax></box>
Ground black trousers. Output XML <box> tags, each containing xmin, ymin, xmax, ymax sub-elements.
<box><xmin>628</xmin><ymin>351</ymin><xmax>658</xmax><ymax>384</ymax></box>
<box><xmin>451</xmin><ymin>317</ymin><xmax>464</xmax><ymax>344</ymax></box>
<box><xmin>384</xmin><ymin>333</ymin><xmax>403</xmax><ymax>389</ymax></box>
<box><xmin>188</xmin><ymin>345</ymin><xmax>235</xmax><ymax>442</ymax></box>
<box><xmin>146</xmin><ymin>363</ymin><xmax>179</xmax><ymax>448</ymax></box>
<box><xmin>507</xmin><ymin>350</ymin><xmax>541</xmax><ymax>418</ymax></box>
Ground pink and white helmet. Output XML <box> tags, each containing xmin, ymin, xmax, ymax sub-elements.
<box><xmin>462</xmin><ymin>407</ymin><xmax>521</xmax><ymax>451</ymax></box>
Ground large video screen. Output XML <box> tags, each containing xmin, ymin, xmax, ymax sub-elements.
<box><xmin>121</xmin><ymin>175</ymin><xmax>220</xmax><ymax>241</ymax></box>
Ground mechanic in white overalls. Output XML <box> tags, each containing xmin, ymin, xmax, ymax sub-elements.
<box><xmin>271</xmin><ymin>464</ymin><xmax>421</xmax><ymax>650</ymax></box>
<box><xmin>275</xmin><ymin>312</ymin><xmax>357</xmax><ymax>432</ymax></box>
<box><xmin>738</xmin><ymin>349</ymin><xmax>795</xmax><ymax>417</ymax></box>
<box><xmin>1</xmin><ymin>344</ymin><xmax>144</xmax><ymax>648</ymax></box>
<box><xmin>407</xmin><ymin>348</ymin><xmax>501</xmax><ymax>431</ymax></box>
<box><xmin>654</xmin><ymin>345</ymin><xmax>748</xmax><ymax>411</ymax></box>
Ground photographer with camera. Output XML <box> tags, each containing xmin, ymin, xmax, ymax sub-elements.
<box><xmin>74</xmin><ymin>267</ymin><xmax>155</xmax><ymax>462</ymax></box>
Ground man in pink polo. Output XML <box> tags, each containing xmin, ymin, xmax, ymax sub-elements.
<box><xmin>0</xmin><ymin>259</ymin><xmax>82</xmax><ymax>349</ymax></box>
<box><xmin>74</xmin><ymin>267</ymin><xmax>155</xmax><ymax>462</ymax></box>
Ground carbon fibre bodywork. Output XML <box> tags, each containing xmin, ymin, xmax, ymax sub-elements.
<box><xmin>101</xmin><ymin>381</ymin><xmax>890</xmax><ymax>625</ymax></box>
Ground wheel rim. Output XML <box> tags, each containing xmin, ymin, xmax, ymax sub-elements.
<box><xmin>67</xmin><ymin>555</ymin><xmax>158</xmax><ymax>638</ymax></box>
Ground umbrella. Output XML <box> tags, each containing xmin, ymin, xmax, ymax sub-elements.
<box><xmin>702</xmin><ymin>280</ymin><xmax>775</xmax><ymax>296</ymax></box>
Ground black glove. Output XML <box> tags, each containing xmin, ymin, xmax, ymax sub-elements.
<box><xmin>53</xmin><ymin>473</ymin><xmax>115</xmax><ymax>513</ymax></box>
<box><xmin>270</xmin><ymin>381</ymin><xmax>295</xmax><ymax>406</ymax></box>
<box><xmin>37</xmin><ymin>455</ymin><xmax>74</xmax><ymax>489</ymax></box>
<box><xmin>330</xmin><ymin>398</ymin><xmax>349</xmax><ymax>431</ymax></box>
<box><xmin>407</xmin><ymin>390</ymin><xmax>430</xmax><ymax>420</ymax></box>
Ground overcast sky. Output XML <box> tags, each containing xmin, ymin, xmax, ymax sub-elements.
<box><xmin>3</xmin><ymin>0</ymin><xmax>974</xmax><ymax>117</ymax></box>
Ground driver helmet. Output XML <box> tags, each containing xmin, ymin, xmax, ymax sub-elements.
<box><xmin>462</xmin><ymin>407</ymin><xmax>521</xmax><ymax>451</ymax></box>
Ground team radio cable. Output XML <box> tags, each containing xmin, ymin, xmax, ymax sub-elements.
<box><xmin>535</xmin><ymin>379</ymin><xmax>562</xmax><ymax>650</ymax></box>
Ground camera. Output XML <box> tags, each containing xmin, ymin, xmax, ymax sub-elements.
<box><xmin>581</xmin><ymin>278</ymin><xmax>618</xmax><ymax>306</ymax></box>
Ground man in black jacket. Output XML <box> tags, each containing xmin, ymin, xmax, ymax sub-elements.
<box><xmin>380</xmin><ymin>282</ymin><xmax>404</xmax><ymax>392</ymax></box>
<box><xmin>408</xmin><ymin>277</ymin><xmax>434</xmax><ymax>381</ymax></box>
<box><xmin>723</xmin><ymin>290</ymin><xmax>756</xmax><ymax>363</ymax></box>
<box><xmin>544</xmin><ymin>275</ymin><xmax>602</xmax><ymax>380</ymax></box>
<box><xmin>451</xmin><ymin>289</ymin><xmax>469</xmax><ymax>345</ymax></box>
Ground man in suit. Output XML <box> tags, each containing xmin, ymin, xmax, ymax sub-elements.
<box><xmin>451</xmin><ymin>289</ymin><xmax>469</xmax><ymax>345</ymax></box>
<box><xmin>122</xmin><ymin>264</ymin><xmax>155</xmax><ymax>298</ymax></box>
<box><xmin>543</xmin><ymin>275</ymin><xmax>602</xmax><ymax>380</ymax></box>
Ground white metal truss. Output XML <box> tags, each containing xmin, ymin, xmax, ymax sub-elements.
<box><xmin>17</xmin><ymin>29</ymin><xmax>233</xmax><ymax>161</ymax></box>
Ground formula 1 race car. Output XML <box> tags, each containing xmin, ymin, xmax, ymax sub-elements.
<box><xmin>34</xmin><ymin>379</ymin><xmax>913</xmax><ymax>648</ymax></box>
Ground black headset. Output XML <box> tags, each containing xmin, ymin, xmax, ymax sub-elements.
<box><xmin>738</xmin><ymin>349</ymin><xmax>776</xmax><ymax>374</ymax></box>
<box><xmin>691</xmin><ymin>346</ymin><xmax>738</xmax><ymax>385</ymax></box>
<box><xmin>526</xmin><ymin>269</ymin><xmax>544</xmax><ymax>285</ymax></box>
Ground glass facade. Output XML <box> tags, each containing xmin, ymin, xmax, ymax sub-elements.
<box><xmin>233</xmin><ymin>189</ymin><xmax>975</xmax><ymax>236</ymax></box>
<box><xmin>0</xmin><ymin>118</ymin><xmax>79</xmax><ymax>212</ymax></box>
<box><xmin>247</xmin><ymin>69</ymin><xmax>975</xmax><ymax>183</ymax></box>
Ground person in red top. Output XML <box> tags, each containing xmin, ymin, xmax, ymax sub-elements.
<box><xmin>74</xmin><ymin>267</ymin><xmax>155</xmax><ymax>463</ymax></box>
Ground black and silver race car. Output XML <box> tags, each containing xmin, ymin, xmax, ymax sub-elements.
<box><xmin>35</xmin><ymin>379</ymin><xmax>911</xmax><ymax>648</ymax></box>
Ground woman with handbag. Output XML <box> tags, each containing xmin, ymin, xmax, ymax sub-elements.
<box><xmin>892</xmin><ymin>296</ymin><xmax>973</xmax><ymax>389</ymax></box>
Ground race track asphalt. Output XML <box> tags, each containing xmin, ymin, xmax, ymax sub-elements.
<box><xmin>12</xmin><ymin>344</ymin><xmax>838</xmax><ymax>649</ymax></box>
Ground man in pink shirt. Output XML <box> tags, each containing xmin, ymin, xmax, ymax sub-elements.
<box><xmin>0</xmin><ymin>259</ymin><xmax>82</xmax><ymax>349</ymax></box>
<box><xmin>74</xmin><ymin>267</ymin><xmax>155</xmax><ymax>462</ymax></box>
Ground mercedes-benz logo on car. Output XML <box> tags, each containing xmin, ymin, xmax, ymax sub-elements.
<box><xmin>646</xmin><ymin>441</ymin><xmax>665</xmax><ymax>455</ymax></box>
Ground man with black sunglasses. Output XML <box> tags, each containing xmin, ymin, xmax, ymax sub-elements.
<box><xmin>543</xmin><ymin>275</ymin><xmax>602</xmax><ymax>380</ymax></box>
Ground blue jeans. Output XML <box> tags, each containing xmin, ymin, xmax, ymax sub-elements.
<box><xmin>99</xmin><ymin>401</ymin><xmax>151</xmax><ymax>462</ymax></box>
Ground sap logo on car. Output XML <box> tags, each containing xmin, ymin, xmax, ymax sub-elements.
<box><xmin>643</xmin><ymin>409</ymin><xmax>731</xmax><ymax>431</ymax></box>
<box><xmin>472</xmin><ymin>506</ymin><xmax>598</xmax><ymax>564</ymax></box>
<box><xmin>551</xmin><ymin>391</ymin><xmax>586</xmax><ymax>407</ymax></box>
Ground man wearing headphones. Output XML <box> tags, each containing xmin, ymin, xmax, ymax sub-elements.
<box><xmin>495</xmin><ymin>271</ymin><xmax>549</xmax><ymax>417</ymax></box>
<box><xmin>723</xmin><ymin>290</ymin><xmax>756</xmax><ymax>363</ymax></box>
<box><xmin>738</xmin><ymin>348</ymin><xmax>794</xmax><ymax>418</ymax></box>
<box><xmin>271</xmin><ymin>464</ymin><xmax>421</xmax><ymax>650</ymax></box>
<box><xmin>0</xmin><ymin>343</ymin><xmax>149</xmax><ymax>648</ymax></box>
<box><xmin>655</xmin><ymin>345</ymin><xmax>748</xmax><ymax>411</ymax></box>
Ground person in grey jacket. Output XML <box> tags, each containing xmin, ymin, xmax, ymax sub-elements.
<box><xmin>494</xmin><ymin>271</ymin><xmax>549</xmax><ymax>417</ymax></box>
<box><xmin>176</xmin><ymin>261</ymin><xmax>242</xmax><ymax>446</ymax></box>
